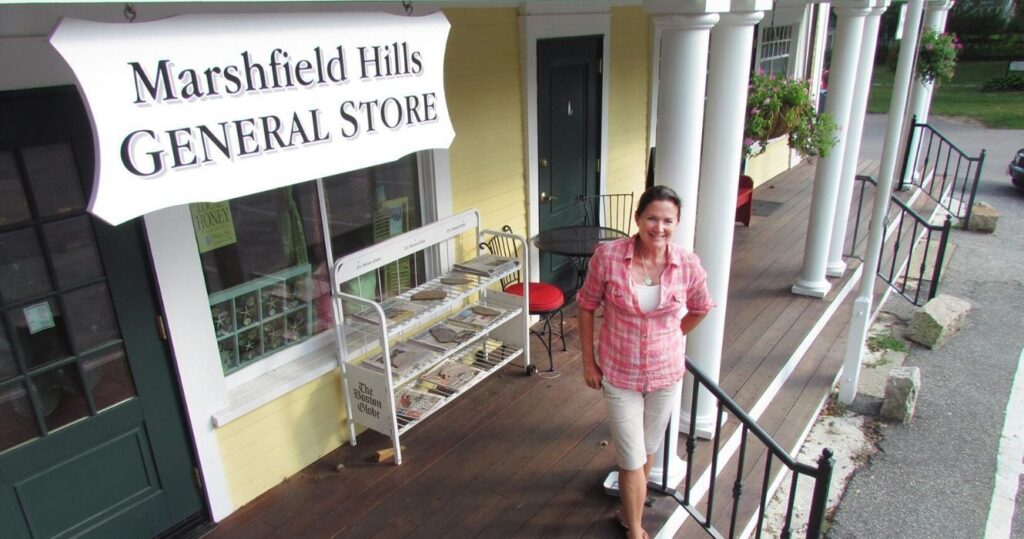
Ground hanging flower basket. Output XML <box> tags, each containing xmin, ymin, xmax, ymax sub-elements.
<box><xmin>767</xmin><ymin>112</ymin><xmax>791</xmax><ymax>139</ymax></box>
<box><xmin>916</xmin><ymin>29</ymin><xmax>961</xmax><ymax>85</ymax></box>
<box><xmin>743</xmin><ymin>72</ymin><xmax>838</xmax><ymax>160</ymax></box>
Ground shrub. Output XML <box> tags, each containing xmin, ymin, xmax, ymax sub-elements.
<box><xmin>957</xmin><ymin>34</ymin><xmax>1024</xmax><ymax>61</ymax></box>
<box><xmin>947</xmin><ymin>4</ymin><xmax>1007</xmax><ymax>36</ymax></box>
<box><xmin>982</xmin><ymin>72</ymin><xmax>1024</xmax><ymax>91</ymax></box>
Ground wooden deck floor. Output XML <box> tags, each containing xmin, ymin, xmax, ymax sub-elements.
<box><xmin>207</xmin><ymin>159</ymin><xmax>903</xmax><ymax>539</ymax></box>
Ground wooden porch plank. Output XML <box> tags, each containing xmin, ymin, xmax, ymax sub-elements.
<box><xmin>263</xmin><ymin>366</ymin><xmax>541</xmax><ymax>537</ymax></box>
<box><xmin>407</xmin><ymin>362</ymin><xmax>609</xmax><ymax>537</ymax></box>
<box><xmin>326</xmin><ymin>364</ymin><xmax>588</xmax><ymax>538</ymax></box>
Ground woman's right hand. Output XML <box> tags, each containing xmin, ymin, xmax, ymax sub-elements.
<box><xmin>583</xmin><ymin>360</ymin><xmax>603</xmax><ymax>390</ymax></box>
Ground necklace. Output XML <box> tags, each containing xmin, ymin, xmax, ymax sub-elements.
<box><xmin>639</xmin><ymin>251</ymin><xmax>655</xmax><ymax>286</ymax></box>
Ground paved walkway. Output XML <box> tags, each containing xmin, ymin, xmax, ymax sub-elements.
<box><xmin>829</xmin><ymin>115</ymin><xmax>1024</xmax><ymax>538</ymax></box>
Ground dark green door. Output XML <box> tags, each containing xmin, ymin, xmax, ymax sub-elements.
<box><xmin>537</xmin><ymin>36</ymin><xmax>603</xmax><ymax>293</ymax></box>
<box><xmin>0</xmin><ymin>88</ymin><xmax>204</xmax><ymax>537</ymax></box>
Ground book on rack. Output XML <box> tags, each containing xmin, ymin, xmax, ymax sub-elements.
<box><xmin>395</xmin><ymin>388</ymin><xmax>444</xmax><ymax>420</ymax></box>
<box><xmin>410</xmin><ymin>321</ymin><xmax>477</xmax><ymax>352</ymax></box>
<box><xmin>361</xmin><ymin>344</ymin><xmax>436</xmax><ymax>377</ymax></box>
<box><xmin>447</xmin><ymin>304</ymin><xmax>507</xmax><ymax>330</ymax></box>
<box><xmin>419</xmin><ymin>360</ymin><xmax>482</xmax><ymax>391</ymax></box>
<box><xmin>406</xmin><ymin>286</ymin><xmax>448</xmax><ymax>309</ymax></box>
<box><xmin>439</xmin><ymin>271</ymin><xmax>475</xmax><ymax>286</ymax></box>
<box><xmin>349</xmin><ymin>297</ymin><xmax>425</xmax><ymax>327</ymax></box>
<box><xmin>452</xmin><ymin>254</ymin><xmax>519</xmax><ymax>277</ymax></box>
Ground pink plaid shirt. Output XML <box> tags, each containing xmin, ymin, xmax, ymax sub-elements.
<box><xmin>577</xmin><ymin>237</ymin><xmax>714</xmax><ymax>392</ymax></box>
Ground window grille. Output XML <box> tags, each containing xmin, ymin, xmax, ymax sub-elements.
<box><xmin>758</xmin><ymin>25</ymin><xmax>794</xmax><ymax>76</ymax></box>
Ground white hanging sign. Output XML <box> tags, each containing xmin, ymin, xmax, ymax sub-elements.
<box><xmin>49</xmin><ymin>12</ymin><xmax>454</xmax><ymax>225</ymax></box>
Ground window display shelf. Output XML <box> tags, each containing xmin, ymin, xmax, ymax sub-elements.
<box><xmin>332</xmin><ymin>209</ymin><xmax>531</xmax><ymax>465</ymax></box>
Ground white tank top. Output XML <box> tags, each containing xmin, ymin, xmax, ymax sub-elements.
<box><xmin>636</xmin><ymin>284</ymin><xmax>661</xmax><ymax>313</ymax></box>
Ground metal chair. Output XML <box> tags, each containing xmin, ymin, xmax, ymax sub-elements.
<box><xmin>480</xmin><ymin>225</ymin><xmax>566</xmax><ymax>372</ymax></box>
<box><xmin>580</xmin><ymin>193</ymin><xmax>635</xmax><ymax>236</ymax></box>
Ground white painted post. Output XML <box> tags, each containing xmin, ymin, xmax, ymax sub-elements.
<box><xmin>826</xmin><ymin>3</ymin><xmax>891</xmax><ymax>278</ymax></box>
<box><xmin>897</xmin><ymin>0</ymin><xmax>954</xmax><ymax>187</ymax></box>
<box><xmin>792</xmin><ymin>3</ymin><xmax>872</xmax><ymax>298</ymax></box>
<box><xmin>640</xmin><ymin>2</ymin><xmax>722</xmax><ymax>488</ymax></box>
<box><xmin>649</xmin><ymin>13</ymin><xmax>720</xmax><ymax>252</ymax></box>
<box><xmin>683</xmin><ymin>5</ymin><xmax>767</xmax><ymax>439</ymax></box>
<box><xmin>840</xmin><ymin>0</ymin><xmax>928</xmax><ymax>404</ymax></box>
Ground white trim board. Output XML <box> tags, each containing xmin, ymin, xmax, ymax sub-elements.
<box><xmin>145</xmin><ymin>205</ymin><xmax>233</xmax><ymax>521</ymax></box>
<box><xmin>520</xmin><ymin>11</ymin><xmax>612</xmax><ymax>282</ymax></box>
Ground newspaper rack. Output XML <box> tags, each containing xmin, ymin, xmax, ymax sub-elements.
<box><xmin>333</xmin><ymin>209</ymin><xmax>531</xmax><ymax>465</ymax></box>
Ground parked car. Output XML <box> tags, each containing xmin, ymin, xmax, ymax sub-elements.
<box><xmin>1010</xmin><ymin>148</ymin><xmax>1024</xmax><ymax>191</ymax></box>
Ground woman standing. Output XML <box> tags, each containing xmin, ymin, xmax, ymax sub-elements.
<box><xmin>577</xmin><ymin>186</ymin><xmax>714</xmax><ymax>538</ymax></box>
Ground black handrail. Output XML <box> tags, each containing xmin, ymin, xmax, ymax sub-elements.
<box><xmin>849</xmin><ymin>175</ymin><xmax>953</xmax><ymax>306</ymax></box>
<box><xmin>656</xmin><ymin>357</ymin><xmax>835</xmax><ymax>538</ymax></box>
<box><xmin>898</xmin><ymin>116</ymin><xmax>986</xmax><ymax>224</ymax></box>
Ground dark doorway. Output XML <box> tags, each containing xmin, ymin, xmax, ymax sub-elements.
<box><xmin>0</xmin><ymin>88</ymin><xmax>205</xmax><ymax>537</ymax></box>
<box><xmin>537</xmin><ymin>35</ymin><xmax>603</xmax><ymax>293</ymax></box>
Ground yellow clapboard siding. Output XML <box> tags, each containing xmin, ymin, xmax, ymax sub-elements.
<box><xmin>444</xmin><ymin>7</ymin><xmax>525</xmax><ymax>236</ymax></box>
<box><xmin>216</xmin><ymin>371</ymin><xmax>349</xmax><ymax>507</ymax></box>
<box><xmin>217</xmin><ymin>377</ymin><xmax>343</xmax><ymax>467</ymax></box>
<box><xmin>450</xmin><ymin>148</ymin><xmax>523</xmax><ymax>180</ymax></box>
<box><xmin>606</xmin><ymin>6</ymin><xmax>650</xmax><ymax>197</ymax></box>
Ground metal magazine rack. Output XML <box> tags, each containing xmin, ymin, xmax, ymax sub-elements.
<box><xmin>333</xmin><ymin>209</ymin><xmax>531</xmax><ymax>465</ymax></box>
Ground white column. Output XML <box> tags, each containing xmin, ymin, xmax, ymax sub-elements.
<box><xmin>840</xmin><ymin>0</ymin><xmax>927</xmax><ymax>404</ymax></box>
<box><xmin>682</xmin><ymin>8</ymin><xmax>765</xmax><ymax>439</ymax></box>
<box><xmin>637</xmin><ymin>4</ymin><xmax>722</xmax><ymax>489</ymax></box>
<box><xmin>826</xmin><ymin>4</ymin><xmax>889</xmax><ymax>278</ymax></box>
<box><xmin>651</xmin><ymin>13</ymin><xmax>720</xmax><ymax>252</ymax></box>
<box><xmin>792</xmin><ymin>4</ymin><xmax>872</xmax><ymax>297</ymax></box>
<box><xmin>898</xmin><ymin>0</ymin><xmax>953</xmax><ymax>186</ymax></box>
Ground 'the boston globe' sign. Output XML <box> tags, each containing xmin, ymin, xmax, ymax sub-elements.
<box><xmin>50</xmin><ymin>12</ymin><xmax>453</xmax><ymax>225</ymax></box>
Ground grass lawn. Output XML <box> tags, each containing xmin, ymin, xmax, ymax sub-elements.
<box><xmin>866</xmin><ymin>60</ymin><xmax>1024</xmax><ymax>129</ymax></box>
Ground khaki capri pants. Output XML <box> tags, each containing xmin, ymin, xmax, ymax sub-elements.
<box><xmin>601</xmin><ymin>378</ymin><xmax>682</xmax><ymax>470</ymax></box>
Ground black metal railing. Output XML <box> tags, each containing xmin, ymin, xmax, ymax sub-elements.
<box><xmin>849</xmin><ymin>175</ymin><xmax>953</xmax><ymax>306</ymax></box>
<box><xmin>898</xmin><ymin>116</ymin><xmax>986</xmax><ymax>224</ymax></box>
<box><xmin>654</xmin><ymin>358</ymin><xmax>835</xmax><ymax>538</ymax></box>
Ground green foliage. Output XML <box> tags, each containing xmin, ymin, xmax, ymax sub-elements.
<box><xmin>866</xmin><ymin>333</ymin><xmax>908</xmax><ymax>354</ymax></box>
<box><xmin>957</xmin><ymin>34</ymin><xmax>1024</xmax><ymax>61</ymax></box>
<box><xmin>916</xmin><ymin>29</ymin><xmax>961</xmax><ymax>84</ymax></box>
<box><xmin>743</xmin><ymin>72</ymin><xmax>837</xmax><ymax>159</ymax></box>
<box><xmin>982</xmin><ymin>72</ymin><xmax>1024</xmax><ymax>92</ymax></box>
<box><xmin>947</xmin><ymin>3</ymin><xmax>1008</xmax><ymax>36</ymax></box>
<box><xmin>868</xmin><ymin>61</ymin><xmax>1024</xmax><ymax>128</ymax></box>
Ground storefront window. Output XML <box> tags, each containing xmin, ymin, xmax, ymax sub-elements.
<box><xmin>324</xmin><ymin>153</ymin><xmax>424</xmax><ymax>301</ymax></box>
<box><xmin>195</xmin><ymin>154</ymin><xmax>422</xmax><ymax>376</ymax></box>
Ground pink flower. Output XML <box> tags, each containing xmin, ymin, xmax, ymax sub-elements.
<box><xmin>744</xmin><ymin>137</ymin><xmax>755</xmax><ymax>146</ymax></box>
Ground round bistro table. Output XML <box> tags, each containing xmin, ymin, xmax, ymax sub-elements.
<box><xmin>532</xmin><ymin>225</ymin><xmax>627</xmax><ymax>289</ymax></box>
